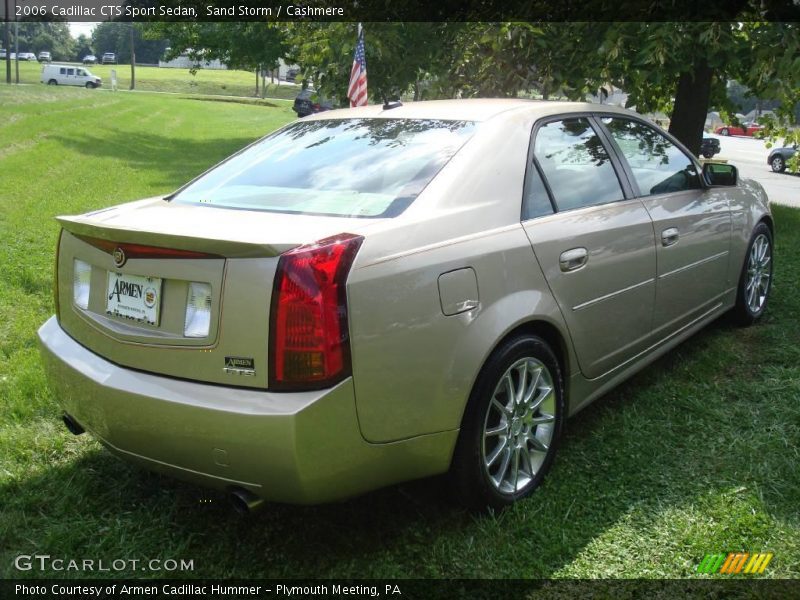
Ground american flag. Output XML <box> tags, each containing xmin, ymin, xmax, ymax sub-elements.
<box><xmin>347</xmin><ymin>25</ymin><xmax>368</xmax><ymax>107</ymax></box>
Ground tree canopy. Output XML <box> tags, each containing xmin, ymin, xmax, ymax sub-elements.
<box><xmin>92</xmin><ymin>23</ymin><xmax>170</xmax><ymax>64</ymax></box>
<box><xmin>137</xmin><ymin>19</ymin><xmax>800</xmax><ymax>158</ymax></box>
<box><xmin>145</xmin><ymin>22</ymin><xmax>286</xmax><ymax>72</ymax></box>
<box><xmin>7</xmin><ymin>22</ymin><xmax>74</xmax><ymax>61</ymax></box>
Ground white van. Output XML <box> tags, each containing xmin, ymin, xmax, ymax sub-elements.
<box><xmin>41</xmin><ymin>64</ymin><xmax>102</xmax><ymax>88</ymax></box>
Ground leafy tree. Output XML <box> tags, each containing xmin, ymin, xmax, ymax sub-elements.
<box><xmin>587</xmin><ymin>21</ymin><xmax>799</xmax><ymax>157</ymax></box>
<box><xmin>438</xmin><ymin>20</ymin><xmax>799</xmax><ymax>157</ymax></box>
<box><xmin>146</xmin><ymin>22</ymin><xmax>286</xmax><ymax>73</ymax></box>
<box><xmin>92</xmin><ymin>22</ymin><xmax>169</xmax><ymax>64</ymax></box>
<box><xmin>435</xmin><ymin>23</ymin><xmax>590</xmax><ymax>100</ymax></box>
<box><xmin>725</xmin><ymin>80</ymin><xmax>781</xmax><ymax>117</ymax></box>
<box><xmin>73</xmin><ymin>34</ymin><xmax>93</xmax><ymax>61</ymax></box>
<box><xmin>284</xmin><ymin>22</ymin><xmax>458</xmax><ymax>104</ymax></box>
<box><xmin>11</xmin><ymin>22</ymin><xmax>74</xmax><ymax>61</ymax></box>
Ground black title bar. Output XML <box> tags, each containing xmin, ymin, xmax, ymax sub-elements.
<box><xmin>2</xmin><ymin>0</ymin><xmax>800</xmax><ymax>22</ymax></box>
<box><xmin>3</xmin><ymin>579</ymin><xmax>800</xmax><ymax>599</ymax></box>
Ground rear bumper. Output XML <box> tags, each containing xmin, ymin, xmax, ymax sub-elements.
<box><xmin>37</xmin><ymin>316</ymin><xmax>456</xmax><ymax>504</ymax></box>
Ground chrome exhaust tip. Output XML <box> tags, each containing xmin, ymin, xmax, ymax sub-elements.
<box><xmin>62</xmin><ymin>413</ymin><xmax>85</xmax><ymax>436</ymax></box>
<box><xmin>229</xmin><ymin>487</ymin><xmax>264</xmax><ymax>514</ymax></box>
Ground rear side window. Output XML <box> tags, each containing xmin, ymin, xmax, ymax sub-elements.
<box><xmin>533</xmin><ymin>118</ymin><xmax>624</xmax><ymax>211</ymax></box>
<box><xmin>601</xmin><ymin>117</ymin><xmax>701</xmax><ymax>195</ymax></box>
<box><xmin>59</xmin><ymin>68</ymin><xmax>66</xmax><ymax>75</ymax></box>
<box><xmin>522</xmin><ymin>163</ymin><xmax>554</xmax><ymax>220</ymax></box>
<box><xmin>172</xmin><ymin>118</ymin><xmax>476</xmax><ymax>218</ymax></box>
<box><xmin>66</xmin><ymin>68</ymin><xmax>75</xmax><ymax>76</ymax></box>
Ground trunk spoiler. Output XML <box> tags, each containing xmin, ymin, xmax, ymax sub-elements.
<box><xmin>56</xmin><ymin>215</ymin><xmax>296</xmax><ymax>259</ymax></box>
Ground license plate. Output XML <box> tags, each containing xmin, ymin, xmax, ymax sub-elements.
<box><xmin>106</xmin><ymin>272</ymin><xmax>162</xmax><ymax>325</ymax></box>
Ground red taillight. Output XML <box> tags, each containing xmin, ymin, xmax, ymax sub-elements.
<box><xmin>269</xmin><ymin>233</ymin><xmax>363</xmax><ymax>390</ymax></box>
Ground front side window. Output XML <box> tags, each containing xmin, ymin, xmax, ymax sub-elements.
<box><xmin>172</xmin><ymin>118</ymin><xmax>476</xmax><ymax>218</ymax></box>
<box><xmin>78</xmin><ymin>69</ymin><xmax>86</xmax><ymax>76</ymax></box>
<box><xmin>533</xmin><ymin>118</ymin><xmax>624</xmax><ymax>211</ymax></box>
<box><xmin>601</xmin><ymin>117</ymin><xmax>701</xmax><ymax>196</ymax></box>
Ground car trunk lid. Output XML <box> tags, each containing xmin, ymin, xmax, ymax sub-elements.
<box><xmin>55</xmin><ymin>197</ymin><xmax>379</xmax><ymax>389</ymax></box>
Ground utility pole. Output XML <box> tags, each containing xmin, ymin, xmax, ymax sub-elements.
<box><xmin>14</xmin><ymin>10</ymin><xmax>18</xmax><ymax>84</ymax></box>
<box><xmin>129</xmin><ymin>25</ymin><xmax>135</xmax><ymax>90</ymax></box>
<box><xmin>4</xmin><ymin>0</ymin><xmax>10</xmax><ymax>84</ymax></box>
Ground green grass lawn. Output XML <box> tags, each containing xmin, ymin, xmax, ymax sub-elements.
<box><xmin>10</xmin><ymin>60</ymin><xmax>300</xmax><ymax>100</ymax></box>
<box><xmin>1</xmin><ymin>85</ymin><xmax>799</xmax><ymax>581</ymax></box>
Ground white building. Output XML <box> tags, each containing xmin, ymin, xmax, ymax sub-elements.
<box><xmin>159</xmin><ymin>51</ymin><xmax>298</xmax><ymax>80</ymax></box>
<box><xmin>159</xmin><ymin>51</ymin><xmax>227</xmax><ymax>70</ymax></box>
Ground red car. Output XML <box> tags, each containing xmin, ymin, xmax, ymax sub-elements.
<box><xmin>715</xmin><ymin>123</ymin><xmax>763</xmax><ymax>136</ymax></box>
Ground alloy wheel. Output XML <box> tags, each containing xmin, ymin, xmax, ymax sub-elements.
<box><xmin>745</xmin><ymin>233</ymin><xmax>771</xmax><ymax>314</ymax></box>
<box><xmin>481</xmin><ymin>357</ymin><xmax>556</xmax><ymax>495</ymax></box>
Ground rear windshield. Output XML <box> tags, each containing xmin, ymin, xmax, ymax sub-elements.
<box><xmin>171</xmin><ymin>118</ymin><xmax>476</xmax><ymax>218</ymax></box>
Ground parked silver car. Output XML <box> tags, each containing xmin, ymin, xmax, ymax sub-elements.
<box><xmin>38</xmin><ymin>100</ymin><xmax>773</xmax><ymax>511</ymax></box>
<box><xmin>768</xmin><ymin>145</ymin><xmax>797</xmax><ymax>173</ymax></box>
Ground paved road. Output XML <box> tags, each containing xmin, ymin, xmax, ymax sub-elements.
<box><xmin>707</xmin><ymin>133</ymin><xmax>799</xmax><ymax>208</ymax></box>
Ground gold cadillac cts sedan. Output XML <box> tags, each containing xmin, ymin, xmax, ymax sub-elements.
<box><xmin>38</xmin><ymin>100</ymin><xmax>773</xmax><ymax>512</ymax></box>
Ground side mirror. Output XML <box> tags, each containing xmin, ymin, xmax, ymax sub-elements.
<box><xmin>703</xmin><ymin>162</ymin><xmax>738</xmax><ymax>187</ymax></box>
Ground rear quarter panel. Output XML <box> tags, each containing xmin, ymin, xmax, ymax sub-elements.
<box><xmin>346</xmin><ymin>111</ymin><xmax>574</xmax><ymax>443</ymax></box>
<box><xmin>726</xmin><ymin>178</ymin><xmax>772</xmax><ymax>289</ymax></box>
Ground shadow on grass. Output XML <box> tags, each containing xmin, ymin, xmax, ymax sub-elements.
<box><xmin>182</xmin><ymin>97</ymin><xmax>283</xmax><ymax>108</ymax></box>
<box><xmin>50</xmin><ymin>131</ymin><xmax>257</xmax><ymax>189</ymax></box>
<box><xmin>4</xmin><ymin>211</ymin><xmax>798</xmax><ymax>579</ymax></box>
<box><xmin>3</xmin><ymin>310</ymin><xmax>798</xmax><ymax>579</ymax></box>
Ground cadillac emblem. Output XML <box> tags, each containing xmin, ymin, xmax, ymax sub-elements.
<box><xmin>112</xmin><ymin>247</ymin><xmax>127</xmax><ymax>267</ymax></box>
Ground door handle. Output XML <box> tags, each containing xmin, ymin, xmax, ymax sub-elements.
<box><xmin>559</xmin><ymin>247</ymin><xmax>588</xmax><ymax>272</ymax></box>
<box><xmin>661</xmin><ymin>227</ymin><xmax>680</xmax><ymax>247</ymax></box>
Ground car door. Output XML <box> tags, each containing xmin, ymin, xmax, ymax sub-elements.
<box><xmin>522</xmin><ymin>116</ymin><xmax>657</xmax><ymax>379</ymax></box>
<box><xmin>598</xmin><ymin>116</ymin><xmax>732</xmax><ymax>339</ymax></box>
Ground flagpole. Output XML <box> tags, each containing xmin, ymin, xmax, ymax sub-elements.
<box><xmin>347</xmin><ymin>22</ymin><xmax>368</xmax><ymax>108</ymax></box>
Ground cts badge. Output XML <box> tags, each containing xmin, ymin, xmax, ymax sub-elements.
<box><xmin>224</xmin><ymin>356</ymin><xmax>255</xmax><ymax>376</ymax></box>
<box><xmin>113</xmin><ymin>247</ymin><xmax>127</xmax><ymax>267</ymax></box>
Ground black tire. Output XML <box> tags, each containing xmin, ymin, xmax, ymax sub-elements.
<box><xmin>48</xmin><ymin>79</ymin><xmax>57</xmax><ymax>86</ymax></box>
<box><xmin>732</xmin><ymin>222</ymin><xmax>773</xmax><ymax>325</ymax></box>
<box><xmin>85</xmin><ymin>82</ymin><xmax>95</xmax><ymax>89</ymax></box>
<box><xmin>770</xmin><ymin>155</ymin><xmax>786</xmax><ymax>173</ymax></box>
<box><xmin>702</xmin><ymin>151</ymin><xmax>714</xmax><ymax>159</ymax></box>
<box><xmin>450</xmin><ymin>334</ymin><xmax>565</xmax><ymax>511</ymax></box>
<box><xmin>720</xmin><ymin>128</ymin><xmax>730</xmax><ymax>136</ymax></box>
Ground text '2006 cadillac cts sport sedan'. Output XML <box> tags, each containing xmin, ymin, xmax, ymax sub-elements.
<box><xmin>38</xmin><ymin>100</ymin><xmax>773</xmax><ymax>511</ymax></box>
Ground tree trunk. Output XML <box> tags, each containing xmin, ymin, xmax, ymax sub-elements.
<box><xmin>668</xmin><ymin>58</ymin><xmax>712</xmax><ymax>157</ymax></box>
<box><xmin>14</xmin><ymin>19</ymin><xmax>19</xmax><ymax>84</ymax></box>
<box><xmin>255</xmin><ymin>67</ymin><xmax>259</xmax><ymax>96</ymax></box>
<box><xmin>4</xmin><ymin>0</ymin><xmax>10</xmax><ymax>85</ymax></box>
<box><xmin>129</xmin><ymin>27</ymin><xmax>136</xmax><ymax>91</ymax></box>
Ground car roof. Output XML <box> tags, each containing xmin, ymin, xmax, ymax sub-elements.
<box><xmin>303</xmin><ymin>98</ymin><xmax>640</xmax><ymax>123</ymax></box>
